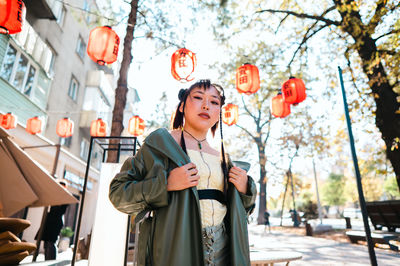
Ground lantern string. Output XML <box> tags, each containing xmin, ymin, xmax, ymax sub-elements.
<box><xmin>54</xmin><ymin>0</ymin><xmax>122</xmax><ymax>26</ymax></box>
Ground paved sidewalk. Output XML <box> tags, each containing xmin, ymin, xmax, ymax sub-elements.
<box><xmin>249</xmin><ymin>224</ymin><xmax>400</xmax><ymax>265</ymax></box>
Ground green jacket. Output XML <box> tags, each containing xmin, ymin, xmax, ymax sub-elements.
<box><xmin>109</xmin><ymin>128</ymin><xmax>256</xmax><ymax>266</ymax></box>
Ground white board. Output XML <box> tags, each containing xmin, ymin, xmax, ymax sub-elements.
<box><xmin>88</xmin><ymin>163</ymin><xmax>128</xmax><ymax>266</ymax></box>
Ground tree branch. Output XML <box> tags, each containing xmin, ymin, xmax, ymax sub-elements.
<box><xmin>241</xmin><ymin>95</ymin><xmax>258</xmax><ymax>122</ymax></box>
<box><xmin>287</xmin><ymin>23</ymin><xmax>331</xmax><ymax>68</ymax></box>
<box><xmin>377</xmin><ymin>49</ymin><xmax>397</xmax><ymax>56</ymax></box>
<box><xmin>374</xmin><ymin>28</ymin><xmax>400</xmax><ymax>41</ymax></box>
<box><xmin>368</xmin><ymin>0</ymin><xmax>389</xmax><ymax>33</ymax></box>
<box><xmin>235</xmin><ymin>124</ymin><xmax>256</xmax><ymax>141</ymax></box>
<box><xmin>256</xmin><ymin>8</ymin><xmax>341</xmax><ymax>26</ymax></box>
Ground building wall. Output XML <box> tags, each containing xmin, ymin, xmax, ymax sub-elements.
<box><xmin>28</xmin><ymin>0</ymin><xmax>103</xmax><ymax>157</ymax></box>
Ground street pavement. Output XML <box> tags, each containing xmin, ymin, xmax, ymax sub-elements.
<box><xmin>249</xmin><ymin>223</ymin><xmax>400</xmax><ymax>265</ymax></box>
<box><xmin>20</xmin><ymin>222</ymin><xmax>399</xmax><ymax>265</ymax></box>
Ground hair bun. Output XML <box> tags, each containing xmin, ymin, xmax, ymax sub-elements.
<box><xmin>178</xmin><ymin>88</ymin><xmax>187</xmax><ymax>101</ymax></box>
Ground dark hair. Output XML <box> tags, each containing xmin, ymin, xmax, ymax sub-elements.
<box><xmin>172</xmin><ymin>79</ymin><xmax>225</xmax><ymax>136</ymax></box>
<box><xmin>173</xmin><ymin>79</ymin><xmax>229</xmax><ymax>196</ymax></box>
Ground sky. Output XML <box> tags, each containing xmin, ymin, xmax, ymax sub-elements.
<box><xmin>95</xmin><ymin>0</ymin><xmax>393</xmax><ymax>202</ymax></box>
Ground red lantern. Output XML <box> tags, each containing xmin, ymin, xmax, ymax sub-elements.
<box><xmin>222</xmin><ymin>103</ymin><xmax>239</xmax><ymax>126</ymax></box>
<box><xmin>128</xmin><ymin>116</ymin><xmax>145</xmax><ymax>136</ymax></box>
<box><xmin>281</xmin><ymin>77</ymin><xmax>306</xmax><ymax>104</ymax></box>
<box><xmin>271</xmin><ymin>94</ymin><xmax>291</xmax><ymax>118</ymax></box>
<box><xmin>171</xmin><ymin>48</ymin><xmax>197</xmax><ymax>82</ymax></box>
<box><xmin>90</xmin><ymin>118</ymin><xmax>107</xmax><ymax>137</ymax></box>
<box><xmin>0</xmin><ymin>112</ymin><xmax>17</xmax><ymax>129</ymax></box>
<box><xmin>26</xmin><ymin>116</ymin><xmax>42</xmax><ymax>135</ymax></box>
<box><xmin>87</xmin><ymin>26</ymin><xmax>120</xmax><ymax>65</ymax></box>
<box><xmin>0</xmin><ymin>0</ymin><xmax>25</xmax><ymax>35</ymax></box>
<box><xmin>236</xmin><ymin>64</ymin><xmax>260</xmax><ymax>95</ymax></box>
<box><xmin>56</xmin><ymin>118</ymin><xmax>74</xmax><ymax>138</ymax></box>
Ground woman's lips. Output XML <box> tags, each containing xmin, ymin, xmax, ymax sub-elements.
<box><xmin>198</xmin><ymin>113</ymin><xmax>210</xmax><ymax>119</ymax></box>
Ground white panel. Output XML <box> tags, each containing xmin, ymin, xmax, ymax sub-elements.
<box><xmin>88</xmin><ymin>163</ymin><xmax>128</xmax><ymax>266</ymax></box>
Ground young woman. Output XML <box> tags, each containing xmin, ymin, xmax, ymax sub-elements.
<box><xmin>109</xmin><ymin>80</ymin><xmax>256</xmax><ymax>266</ymax></box>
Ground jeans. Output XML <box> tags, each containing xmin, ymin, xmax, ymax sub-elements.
<box><xmin>202</xmin><ymin>222</ymin><xmax>229</xmax><ymax>266</ymax></box>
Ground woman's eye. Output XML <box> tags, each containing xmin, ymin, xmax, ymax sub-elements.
<box><xmin>211</xmin><ymin>101</ymin><xmax>220</xmax><ymax>105</ymax></box>
<box><xmin>193</xmin><ymin>96</ymin><xmax>202</xmax><ymax>100</ymax></box>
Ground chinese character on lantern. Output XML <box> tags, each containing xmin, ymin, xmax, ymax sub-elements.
<box><xmin>236</xmin><ymin>63</ymin><xmax>260</xmax><ymax>95</ymax></box>
<box><xmin>171</xmin><ymin>48</ymin><xmax>196</xmax><ymax>82</ymax></box>
<box><xmin>87</xmin><ymin>26</ymin><xmax>120</xmax><ymax>65</ymax></box>
<box><xmin>282</xmin><ymin>77</ymin><xmax>306</xmax><ymax>104</ymax></box>
<box><xmin>222</xmin><ymin>103</ymin><xmax>239</xmax><ymax>126</ymax></box>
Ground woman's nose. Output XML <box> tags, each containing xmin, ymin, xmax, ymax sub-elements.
<box><xmin>202</xmin><ymin>101</ymin><xmax>209</xmax><ymax>110</ymax></box>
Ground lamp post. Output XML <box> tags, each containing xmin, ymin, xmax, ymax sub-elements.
<box><xmin>337</xmin><ymin>66</ymin><xmax>377</xmax><ymax>266</ymax></box>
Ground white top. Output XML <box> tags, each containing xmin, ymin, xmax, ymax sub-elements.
<box><xmin>187</xmin><ymin>149</ymin><xmax>227</xmax><ymax>228</ymax></box>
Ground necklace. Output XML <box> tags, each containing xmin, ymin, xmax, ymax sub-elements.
<box><xmin>184</xmin><ymin>129</ymin><xmax>207</xmax><ymax>150</ymax></box>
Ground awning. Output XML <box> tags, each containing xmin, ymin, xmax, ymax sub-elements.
<box><xmin>0</xmin><ymin>127</ymin><xmax>78</xmax><ymax>217</ymax></box>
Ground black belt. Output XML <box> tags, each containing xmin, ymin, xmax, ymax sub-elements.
<box><xmin>197</xmin><ymin>189</ymin><xmax>226</xmax><ymax>205</ymax></box>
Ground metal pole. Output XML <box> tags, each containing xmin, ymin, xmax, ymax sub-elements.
<box><xmin>71</xmin><ymin>136</ymin><xmax>94</xmax><ymax>266</ymax></box>
<box><xmin>125</xmin><ymin>137</ymin><xmax>137</xmax><ymax>265</ymax></box>
<box><xmin>338</xmin><ymin>66</ymin><xmax>377</xmax><ymax>266</ymax></box>
<box><xmin>280</xmin><ymin>172</ymin><xmax>290</xmax><ymax>226</ymax></box>
<box><xmin>289</xmin><ymin>169</ymin><xmax>300</xmax><ymax>227</ymax></box>
<box><xmin>312</xmin><ymin>157</ymin><xmax>323</xmax><ymax>224</ymax></box>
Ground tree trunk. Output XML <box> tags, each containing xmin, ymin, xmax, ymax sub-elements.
<box><xmin>257</xmin><ymin>143</ymin><xmax>267</xmax><ymax>224</ymax></box>
<box><xmin>107</xmin><ymin>0</ymin><xmax>139</xmax><ymax>163</ymax></box>
<box><xmin>336</xmin><ymin>3</ymin><xmax>400</xmax><ymax>190</ymax></box>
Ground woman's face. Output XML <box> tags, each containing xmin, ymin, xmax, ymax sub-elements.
<box><xmin>181</xmin><ymin>85</ymin><xmax>222</xmax><ymax>132</ymax></box>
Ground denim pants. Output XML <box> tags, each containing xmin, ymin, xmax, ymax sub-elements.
<box><xmin>202</xmin><ymin>222</ymin><xmax>229</xmax><ymax>266</ymax></box>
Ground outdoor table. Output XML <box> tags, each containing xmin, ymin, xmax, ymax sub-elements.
<box><xmin>250</xmin><ymin>250</ymin><xmax>302</xmax><ymax>266</ymax></box>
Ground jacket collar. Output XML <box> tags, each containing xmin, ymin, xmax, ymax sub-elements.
<box><xmin>144</xmin><ymin>128</ymin><xmax>190</xmax><ymax>167</ymax></box>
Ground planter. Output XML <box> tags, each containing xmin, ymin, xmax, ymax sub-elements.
<box><xmin>58</xmin><ymin>237</ymin><xmax>70</xmax><ymax>252</ymax></box>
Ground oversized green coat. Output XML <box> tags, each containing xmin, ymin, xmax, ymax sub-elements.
<box><xmin>109</xmin><ymin>128</ymin><xmax>257</xmax><ymax>266</ymax></box>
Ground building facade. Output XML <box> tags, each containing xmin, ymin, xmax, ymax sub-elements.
<box><xmin>0</xmin><ymin>0</ymin><xmax>139</xmax><ymax>248</ymax></box>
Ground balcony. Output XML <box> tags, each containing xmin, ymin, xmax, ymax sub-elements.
<box><xmin>24</xmin><ymin>0</ymin><xmax>56</xmax><ymax>20</ymax></box>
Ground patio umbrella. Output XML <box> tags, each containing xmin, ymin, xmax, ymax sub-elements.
<box><xmin>0</xmin><ymin>127</ymin><xmax>78</xmax><ymax>217</ymax></box>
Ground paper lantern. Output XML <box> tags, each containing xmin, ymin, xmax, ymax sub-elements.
<box><xmin>56</xmin><ymin>118</ymin><xmax>74</xmax><ymax>138</ymax></box>
<box><xmin>128</xmin><ymin>116</ymin><xmax>145</xmax><ymax>136</ymax></box>
<box><xmin>282</xmin><ymin>77</ymin><xmax>306</xmax><ymax>104</ymax></box>
<box><xmin>0</xmin><ymin>0</ymin><xmax>25</xmax><ymax>35</ymax></box>
<box><xmin>90</xmin><ymin>118</ymin><xmax>107</xmax><ymax>137</ymax></box>
<box><xmin>0</xmin><ymin>112</ymin><xmax>17</xmax><ymax>129</ymax></box>
<box><xmin>171</xmin><ymin>48</ymin><xmax>196</xmax><ymax>82</ymax></box>
<box><xmin>236</xmin><ymin>64</ymin><xmax>260</xmax><ymax>95</ymax></box>
<box><xmin>87</xmin><ymin>26</ymin><xmax>120</xmax><ymax>65</ymax></box>
<box><xmin>222</xmin><ymin>103</ymin><xmax>239</xmax><ymax>126</ymax></box>
<box><xmin>271</xmin><ymin>94</ymin><xmax>291</xmax><ymax>118</ymax></box>
<box><xmin>26</xmin><ymin>116</ymin><xmax>42</xmax><ymax>135</ymax></box>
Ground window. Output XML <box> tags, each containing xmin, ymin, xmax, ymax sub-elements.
<box><xmin>60</xmin><ymin>136</ymin><xmax>72</xmax><ymax>147</ymax></box>
<box><xmin>80</xmin><ymin>139</ymin><xmax>89</xmax><ymax>159</ymax></box>
<box><xmin>68</xmin><ymin>76</ymin><xmax>79</xmax><ymax>101</ymax></box>
<box><xmin>76</xmin><ymin>36</ymin><xmax>86</xmax><ymax>59</ymax></box>
<box><xmin>0</xmin><ymin>43</ymin><xmax>37</xmax><ymax>97</ymax></box>
<box><xmin>83</xmin><ymin>0</ymin><xmax>91</xmax><ymax>24</ymax></box>
<box><xmin>51</xmin><ymin>0</ymin><xmax>66</xmax><ymax>26</ymax></box>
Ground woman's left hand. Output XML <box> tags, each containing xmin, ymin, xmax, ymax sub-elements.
<box><xmin>228</xmin><ymin>166</ymin><xmax>248</xmax><ymax>194</ymax></box>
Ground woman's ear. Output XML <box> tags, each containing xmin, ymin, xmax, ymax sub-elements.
<box><xmin>178</xmin><ymin>102</ymin><xmax>184</xmax><ymax>113</ymax></box>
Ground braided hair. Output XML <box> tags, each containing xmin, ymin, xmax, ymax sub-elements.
<box><xmin>172</xmin><ymin>79</ymin><xmax>229</xmax><ymax>195</ymax></box>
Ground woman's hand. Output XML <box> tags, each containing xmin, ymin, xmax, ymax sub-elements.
<box><xmin>229</xmin><ymin>166</ymin><xmax>248</xmax><ymax>194</ymax></box>
<box><xmin>167</xmin><ymin>162</ymin><xmax>200</xmax><ymax>191</ymax></box>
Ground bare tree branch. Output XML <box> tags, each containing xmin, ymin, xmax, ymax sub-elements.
<box><xmin>287</xmin><ymin>23</ymin><xmax>330</xmax><ymax>68</ymax></box>
<box><xmin>256</xmin><ymin>8</ymin><xmax>341</xmax><ymax>26</ymax></box>
<box><xmin>235</xmin><ymin>123</ymin><xmax>256</xmax><ymax>140</ymax></box>
<box><xmin>263</xmin><ymin>111</ymin><xmax>272</xmax><ymax>146</ymax></box>
<box><xmin>374</xmin><ymin>28</ymin><xmax>400</xmax><ymax>41</ymax></box>
<box><xmin>368</xmin><ymin>0</ymin><xmax>389</xmax><ymax>33</ymax></box>
<box><xmin>377</xmin><ymin>49</ymin><xmax>397</xmax><ymax>55</ymax></box>
<box><xmin>241</xmin><ymin>95</ymin><xmax>258</xmax><ymax>122</ymax></box>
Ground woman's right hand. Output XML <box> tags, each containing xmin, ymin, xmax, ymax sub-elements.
<box><xmin>167</xmin><ymin>162</ymin><xmax>199</xmax><ymax>191</ymax></box>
